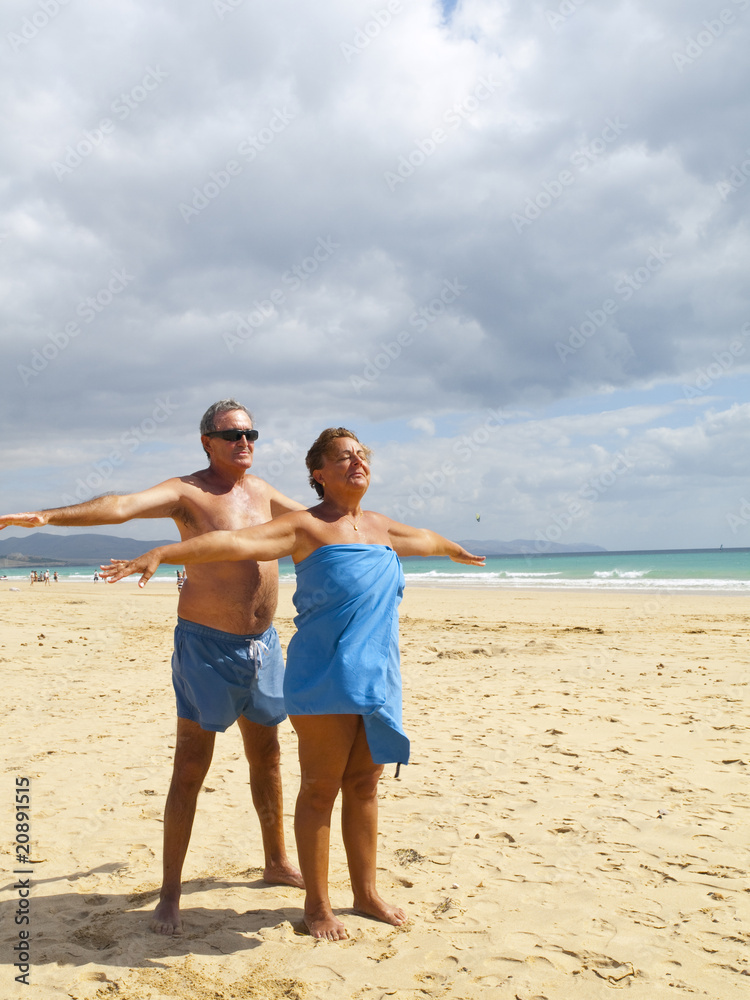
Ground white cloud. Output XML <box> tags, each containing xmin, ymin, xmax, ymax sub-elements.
<box><xmin>0</xmin><ymin>0</ymin><xmax>748</xmax><ymax>549</ymax></box>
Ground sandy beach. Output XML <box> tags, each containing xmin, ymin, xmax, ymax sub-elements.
<box><xmin>1</xmin><ymin>580</ymin><xmax>748</xmax><ymax>999</ymax></box>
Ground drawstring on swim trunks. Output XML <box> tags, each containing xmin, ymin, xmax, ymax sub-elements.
<box><xmin>247</xmin><ymin>639</ymin><xmax>269</xmax><ymax>679</ymax></box>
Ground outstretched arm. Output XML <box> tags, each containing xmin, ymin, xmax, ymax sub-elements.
<box><xmin>0</xmin><ymin>481</ymin><xmax>183</xmax><ymax>531</ymax></box>
<box><xmin>381</xmin><ymin>517</ymin><xmax>485</xmax><ymax>565</ymax></box>
<box><xmin>100</xmin><ymin>513</ymin><xmax>301</xmax><ymax>587</ymax></box>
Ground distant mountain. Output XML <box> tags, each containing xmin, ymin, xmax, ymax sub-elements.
<box><xmin>455</xmin><ymin>538</ymin><xmax>606</xmax><ymax>556</ymax></box>
<box><xmin>0</xmin><ymin>532</ymin><xmax>179</xmax><ymax>566</ymax></box>
<box><xmin>0</xmin><ymin>531</ymin><xmax>606</xmax><ymax>567</ymax></box>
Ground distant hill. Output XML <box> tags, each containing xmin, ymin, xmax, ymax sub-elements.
<box><xmin>455</xmin><ymin>538</ymin><xmax>606</xmax><ymax>556</ymax></box>
<box><xmin>0</xmin><ymin>531</ymin><xmax>606</xmax><ymax>567</ymax></box>
<box><xmin>0</xmin><ymin>532</ymin><xmax>179</xmax><ymax>567</ymax></box>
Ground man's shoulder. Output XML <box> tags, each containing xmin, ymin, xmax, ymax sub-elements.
<box><xmin>175</xmin><ymin>468</ymin><xmax>213</xmax><ymax>489</ymax></box>
<box><xmin>242</xmin><ymin>472</ymin><xmax>272</xmax><ymax>493</ymax></box>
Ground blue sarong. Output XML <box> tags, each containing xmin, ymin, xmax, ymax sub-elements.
<box><xmin>284</xmin><ymin>544</ymin><xmax>410</xmax><ymax>765</ymax></box>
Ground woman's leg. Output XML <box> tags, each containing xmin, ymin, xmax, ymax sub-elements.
<box><xmin>289</xmin><ymin>713</ymin><xmax>360</xmax><ymax>940</ymax></box>
<box><xmin>341</xmin><ymin>719</ymin><xmax>407</xmax><ymax>927</ymax></box>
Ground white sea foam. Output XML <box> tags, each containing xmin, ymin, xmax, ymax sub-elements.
<box><xmin>400</xmin><ymin>572</ymin><xmax>750</xmax><ymax>592</ymax></box>
<box><xmin>593</xmin><ymin>569</ymin><xmax>649</xmax><ymax>579</ymax></box>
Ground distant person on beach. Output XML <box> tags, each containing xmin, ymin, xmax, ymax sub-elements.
<box><xmin>101</xmin><ymin>427</ymin><xmax>484</xmax><ymax>940</ymax></box>
<box><xmin>0</xmin><ymin>399</ymin><xmax>305</xmax><ymax>935</ymax></box>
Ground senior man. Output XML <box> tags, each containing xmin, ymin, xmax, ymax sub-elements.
<box><xmin>0</xmin><ymin>399</ymin><xmax>304</xmax><ymax>934</ymax></box>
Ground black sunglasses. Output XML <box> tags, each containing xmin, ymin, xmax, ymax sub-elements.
<box><xmin>205</xmin><ymin>428</ymin><xmax>259</xmax><ymax>442</ymax></box>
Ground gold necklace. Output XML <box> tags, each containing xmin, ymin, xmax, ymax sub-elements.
<box><xmin>323</xmin><ymin>500</ymin><xmax>363</xmax><ymax>531</ymax></box>
<box><xmin>343</xmin><ymin>511</ymin><xmax>363</xmax><ymax>531</ymax></box>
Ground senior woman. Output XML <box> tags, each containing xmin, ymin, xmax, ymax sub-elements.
<box><xmin>102</xmin><ymin>427</ymin><xmax>484</xmax><ymax>940</ymax></box>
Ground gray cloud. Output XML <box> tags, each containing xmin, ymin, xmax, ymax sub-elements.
<box><xmin>1</xmin><ymin>0</ymin><xmax>748</xmax><ymax>549</ymax></box>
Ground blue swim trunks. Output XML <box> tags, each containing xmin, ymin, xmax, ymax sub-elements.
<box><xmin>171</xmin><ymin>618</ymin><xmax>286</xmax><ymax>732</ymax></box>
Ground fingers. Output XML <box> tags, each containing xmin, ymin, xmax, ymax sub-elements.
<box><xmin>451</xmin><ymin>551</ymin><xmax>485</xmax><ymax>565</ymax></box>
<box><xmin>100</xmin><ymin>552</ymin><xmax>159</xmax><ymax>588</ymax></box>
<box><xmin>99</xmin><ymin>559</ymin><xmax>136</xmax><ymax>584</ymax></box>
<box><xmin>0</xmin><ymin>513</ymin><xmax>45</xmax><ymax>530</ymax></box>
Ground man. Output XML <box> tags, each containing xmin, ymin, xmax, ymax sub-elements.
<box><xmin>0</xmin><ymin>399</ymin><xmax>304</xmax><ymax>934</ymax></box>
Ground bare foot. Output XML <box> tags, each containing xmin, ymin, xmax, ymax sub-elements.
<box><xmin>263</xmin><ymin>860</ymin><xmax>305</xmax><ymax>889</ymax></box>
<box><xmin>303</xmin><ymin>906</ymin><xmax>349</xmax><ymax>941</ymax></box>
<box><xmin>150</xmin><ymin>897</ymin><xmax>183</xmax><ymax>936</ymax></box>
<box><xmin>352</xmin><ymin>892</ymin><xmax>408</xmax><ymax>927</ymax></box>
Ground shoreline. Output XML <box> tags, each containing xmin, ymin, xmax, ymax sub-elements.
<box><xmin>8</xmin><ymin>577</ymin><xmax>750</xmax><ymax>602</ymax></box>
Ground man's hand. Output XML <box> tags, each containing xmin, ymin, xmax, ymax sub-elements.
<box><xmin>100</xmin><ymin>550</ymin><xmax>162</xmax><ymax>588</ymax></box>
<box><xmin>0</xmin><ymin>512</ymin><xmax>48</xmax><ymax>530</ymax></box>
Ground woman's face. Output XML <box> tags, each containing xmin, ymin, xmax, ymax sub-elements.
<box><xmin>316</xmin><ymin>437</ymin><xmax>370</xmax><ymax>495</ymax></box>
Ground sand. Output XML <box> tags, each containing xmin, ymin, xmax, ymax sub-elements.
<box><xmin>1</xmin><ymin>580</ymin><xmax>748</xmax><ymax>999</ymax></box>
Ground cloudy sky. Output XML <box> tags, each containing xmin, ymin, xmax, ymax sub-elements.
<box><xmin>2</xmin><ymin>0</ymin><xmax>750</xmax><ymax>551</ymax></box>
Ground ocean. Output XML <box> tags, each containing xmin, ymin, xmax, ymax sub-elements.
<box><xmin>6</xmin><ymin>548</ymin><xmax>750</xmax><ymax>594</ymax></box>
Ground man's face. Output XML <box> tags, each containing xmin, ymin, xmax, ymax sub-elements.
<box><xmin>202</xmin><ymin>409</ymin><xmax>255</xmax><ymax>470</ymax></box>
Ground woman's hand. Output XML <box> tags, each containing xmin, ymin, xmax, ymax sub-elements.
<box><xmin>449</xmin><ymin>547</ymin><xmax>485</xmax><ymax>566</ymax></box>
<box><xmin>100</xmin><ymin>550</ymin><xmax>162</xmax><ymax>587</ymax></box>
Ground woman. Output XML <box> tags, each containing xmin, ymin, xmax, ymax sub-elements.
<box><xmin>102</xmin><ymin>427</ymin><xmax>484</xmax><ymax>940</ymax></box>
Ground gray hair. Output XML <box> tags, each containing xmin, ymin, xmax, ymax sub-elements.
<box><xmin>200</xmin><ymin>399</ymin><xmax>253</xmax><ymax>435</ymax></box>
<box><xmin>200</xmin><ymin>399</ymin><xmax>253</xmax><ymax>458</ymax></box>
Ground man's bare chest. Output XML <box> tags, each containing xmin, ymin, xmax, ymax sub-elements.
<box><xmin>180</xmin><ymin>489</ymin><xmax>271</xmax><ymax>534</ymax></box>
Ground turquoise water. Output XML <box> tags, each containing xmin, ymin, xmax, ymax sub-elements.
<box><xmin>385</xmin><ymin>548</ymin><xmax>750</xmax><ymax>592</ymax></box>
<box><xmin>2</xmin><ymin>565</ymin><xmax>184</xmax><ymax>584</ymax></box>
<box><xmin>5</xmin><ymin>549</ymin><xmax>750</xmax><ymax>593</ymax></box>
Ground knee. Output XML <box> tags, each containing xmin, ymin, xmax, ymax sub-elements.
<box><xmin>170</xmin><ymin>754</ymin><xmax>211</xmax><ymax>793</ymax></box>
<box><xmin>341</xmin><ymin>769</ymin><xmax>380</xmax><ymax>803</ymax></box>
<box><xmin>244</xmin><ymin>726</ymin><xmax>281</xmax><ymax>770</ymax></box>
<box><xmin>298</xmin><ymin>775</ymin><xmax>341</xmax><ymax>814</ymax></box>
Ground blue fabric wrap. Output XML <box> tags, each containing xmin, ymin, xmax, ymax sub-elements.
<box><xmin>284</xmin><ymin>544</ymin><xmax>410</xmax><ymax>765</ymax></box>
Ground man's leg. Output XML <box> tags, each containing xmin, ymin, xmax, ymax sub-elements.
<box><xmin>152</xmin><ymin>716</ymin><xmax>215</xmax><ymax>935</ymax></box>
<box><xmin>237</xmin><ymin>715</ymin><xmax>304</xmax><ymax>888</ymax></box>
